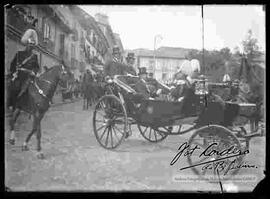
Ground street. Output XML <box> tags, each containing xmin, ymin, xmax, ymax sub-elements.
<box><xmin>5</xmin><ymin>99</ymin><xmax>265</xmax><ymax>192</ymax></box>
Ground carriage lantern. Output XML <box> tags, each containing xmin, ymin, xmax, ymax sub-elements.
<box><xmin>195</xmin><ymin>75</ymin><xmax>209</xmax><ymax>95</ymax></box>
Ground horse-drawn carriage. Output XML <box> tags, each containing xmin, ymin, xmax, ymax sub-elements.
<box><xmin>93</xmin><ymin>75</ymin><xmax>263</xmax><ymax>181</ymax></box>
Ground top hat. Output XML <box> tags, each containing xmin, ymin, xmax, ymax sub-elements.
<box><xmin>126</xmin><ymin>52</ymin><xmax>135</xmax><ymax>60</ymax></box>
<box><xmin>138</xmin><ymin>67</ymin><xmax>148</xmax><ymax>75</ymax></box>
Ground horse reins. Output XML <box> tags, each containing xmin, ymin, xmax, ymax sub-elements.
<box><xmin>33</xmin><ymin>65</ymin><xmax>67</xmax><ymax>101</ymax></box>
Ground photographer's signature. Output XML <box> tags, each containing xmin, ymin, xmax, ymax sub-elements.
<box><xmin>170</xmin><ymin>142</ymin><xmax>257</xmax><ymax>175</ymax></box>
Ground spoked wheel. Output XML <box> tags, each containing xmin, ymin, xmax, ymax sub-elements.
<box><xmin>187</xmin><ymin>125</ymin><xmax>245</xmax><ymax>183</ymax></box>
<box><xmin>93</xmin><ymin>95</ymin><xmax>127</xmax><ymax>149</ymax></box>
<box><xmin>138</xmin><ymin>124</ymin><xmax>168</xmax><ymax>143</ymax></box>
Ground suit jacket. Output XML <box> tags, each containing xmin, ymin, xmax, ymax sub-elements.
<box><xmin>134</xmin><ymin>79</ymin><xmax>150</xmax><ymax>99</ymax></box>
<box><xmin>126</xmin><ymin>64</ymin><xmax>137</xmax><ymax>76</ymax></box>
<box><xmin>10</xmin><ymin>50</ymin><xmax>40</xmax><ymax>75</ymax></box>
<box><xmin>104</xmin><ymin>60</ymin><xmax>126</xmax><ymax>77</ymax></box>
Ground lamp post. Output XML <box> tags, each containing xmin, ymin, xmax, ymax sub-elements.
<box><xmin>153</xmin><ymin>34</ymin><xmax>162</xmax><ymax>79</ymax></box>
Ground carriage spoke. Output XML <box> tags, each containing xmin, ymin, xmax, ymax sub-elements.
<box><xmin>100</xmin><ymin>126</ymin><xmax>108</xmax><ymax>141</ymax></box>
<box><xmin>112</xmin><ymin>127</ymin><xmax>120</xmax><ymax>142</ymax></box>
<box><xmin>96</xmin><ymin>124</ymin><xmax>107</xmax><ymax>132</ymax></box>
<box><xmin>114</xmin><ymin>125</ymin><xmax>125</xmax><ymax>135</ymax></box>
<box><xmin>154</xmin><ymin>130</ymin><xmax>158</xmax><ymax>141</ymax></box>
<box><xmin>110</xmin><ymin>127</ymin><xmax>114</xmax><ymax>148</ymax></box>
<box><xmin>96</xmin><ymin>111</ymin><xmax>106</xmax><ymax>118</ymax></box>
<box><xmin>178</xmin><ymin>125</ymin><xmax>182</xmax><ymax>133</ymax></box>
<box><xmin>149</xmin><ymin>128</ymin><xmax>152</xmax><ymax>140</ymax></box>
<box><xmin>142</xmin><ymin>126</ymin><xmax>149</xmax><ymax>135</ymax></box>
<box><xmin>95</xmin><ymin>119</ymin><xmax>105</xmax><ymax>123</ymax></box>
<box><xmin>105</xmin><ymin>127</ymin><xmax>110</xmax><ymax>147</ymax></box>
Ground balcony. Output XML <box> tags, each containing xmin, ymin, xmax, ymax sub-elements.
<box><xmin>7</xmin><ymin>8</ymin><xmax>33</xmax><ymax>33</ymax></box>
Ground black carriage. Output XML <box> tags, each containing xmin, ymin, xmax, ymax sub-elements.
<box><xmin>92</xmin><ymin>75</ymin><xmax>263</xmax><ymax>182</ymax></box>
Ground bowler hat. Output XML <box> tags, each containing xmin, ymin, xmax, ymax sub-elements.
<box><xmin>138</xmin><ymin>67</ymin><xmax>148</xmax><ymax>75</ymax></box>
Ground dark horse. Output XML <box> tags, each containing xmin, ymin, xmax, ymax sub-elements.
<box><xmin>7</xmin><ymin>64</ymin><xmax>69</xmax><ymax>159</ymax></box>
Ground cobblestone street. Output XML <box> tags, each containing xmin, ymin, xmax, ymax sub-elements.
<box><xmin>5</xmin><ymin>100</ymin><xmax>265</xmax><ymax>192</ymax></box>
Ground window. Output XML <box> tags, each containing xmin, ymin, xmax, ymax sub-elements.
<box><xmin>44</xmin><ymin>22</ymin><xmax>51</xmax><ymax>40</ymax></box>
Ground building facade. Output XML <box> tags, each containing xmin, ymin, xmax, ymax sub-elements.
<box><xmin>5</xmin><ymin>5</ymin><xmax>121</xmax><ymax>79</ymax></box>
<box><xmin>127</xmin><ymin>47</ymin><xmax>191</xmax><ymax>81</ymax></box>
<box><xmin>95</xmin><ymin>13</ymin><xmax>124</xmax><ymax>60</ymax></box>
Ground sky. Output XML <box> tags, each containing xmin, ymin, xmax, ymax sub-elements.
<box><xmin>79</xmin><ymin>5</ymin><xmax>265</xmax><ymax>52</ymax></box>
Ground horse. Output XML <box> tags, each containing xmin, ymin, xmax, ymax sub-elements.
<box><xmin>81</xmin><ymin>72</ymin><xmax>98</xmax><ymax>110</ymax></box>
<box><xmin>7</xmin><ymin>64</ymin><xmax>69</xmax><ymax>159</ymax></box>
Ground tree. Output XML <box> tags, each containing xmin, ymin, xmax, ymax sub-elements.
<box><xmin>234</xmin><ymin>29</ymin><xmax>265</xmax><ymax>104</ymax></box>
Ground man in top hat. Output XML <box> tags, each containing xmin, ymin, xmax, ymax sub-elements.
<box><xmin>133</xmin><ymin>67</ymin><xmax>151</xmax><ymax>99</ymax></box>
<box><xmin>125</xmin><ymin>52</ymin><xmax>137</xmax><ymax>76</ymax></box>
<box><xmin>104</xmin><ymin>45</ymin><xmax>126</xmax><ymax>78</ymax></box>
<box><xmin>8</xmin><ymin>24</ymin><xmax>40</xmax><ymax>106</ymax></box>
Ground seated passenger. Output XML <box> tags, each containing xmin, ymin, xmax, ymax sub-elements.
<box><xmin>133</xmin><ymin>67</ymin><xmax>151</xmax><ymax>99</ymax></box>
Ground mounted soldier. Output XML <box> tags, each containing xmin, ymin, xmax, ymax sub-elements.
<box><xmin>125</xmin><ymin>52</ymin><xmax>137</xmax><ymax>76</ymax></box>
<box><xmin>104</xmin><ymin>45</ymin><xmax>126</xmax><ymax>78</ymax></box>
<box><xmin>8</xmin><ymin>26</ymin><xmax>40</xmax><ymax>109</ymax></box>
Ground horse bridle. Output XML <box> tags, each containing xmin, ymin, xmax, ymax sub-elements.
<box><xmin>33</xmin><ymin>64</ymin><xmax>68</xmax><ymax>100</ymax></box>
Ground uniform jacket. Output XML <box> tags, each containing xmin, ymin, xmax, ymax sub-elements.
<box><xmin>10</xmin><ymin>50</ymin><xmax>40</xmax><ymax>75</ymax></box>
<box><xmin>134</xmin><ymin>78</ymin><xmax>150</xmax><ymax>99</ymax></box>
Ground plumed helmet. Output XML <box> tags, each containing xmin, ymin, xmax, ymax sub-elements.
<box><xmin>178</xmin><ymin>59</ymin><xmax>200</xmax><ymax>77</ymax></box>
<box><xmin>21</xmin><ymin>28</ymin><xmax>38</xmax><ymax>46</ymax></box>
<box><xmin>190</xmin><ymin>59</ymin><xmax>201</xmax><ymax>73</ymax></box>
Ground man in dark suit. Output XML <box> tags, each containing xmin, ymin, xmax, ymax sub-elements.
<box><xmin>134</xmin><ymin>67</ymin><xmax>151</xmax><ymax>99</ymax></box>
<box><xmin>125</xmin><ymin>52</ymin><xmax>137</xmax><ymax>76</ymax></box>
<box><xmin>8</xmin><ymin>26</ymin><xmax>40</xmax><ymax>108</ymax></box>
<box><xmin>104</xmin><ymin>45</ymin><xmax>126</xmax><ymax>77</ymax></box>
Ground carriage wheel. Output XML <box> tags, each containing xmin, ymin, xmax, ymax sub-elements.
<box><xmin>187</xmin><ymin>125</ymin><xmax>245</xmax><ymax>183</ymax></box>
<box><xmin>138</xmin><ymin>124</ymin><xmax>168</xmax><ymax>143</ymax></box>
<box><xmin>93</xmin><ymin>95</ymin><xmax>127</xmax><ymax>149</ymax></box>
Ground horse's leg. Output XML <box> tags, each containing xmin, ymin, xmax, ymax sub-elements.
<box><xmin>9</xmin><ymin>108</ymin><xmax>21</xmax><ymax>145</ymax></box>
<box><xmin>35</xmin><ymin>111</ymin><xmax>45</xmax><ymax>159</ymax></box>
<box><xmin>22</xmin><ymin>114</ymin><xmax>38</xmax><ymax>151</ymax></box>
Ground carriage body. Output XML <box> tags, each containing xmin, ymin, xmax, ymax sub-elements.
<box><xmin>92</xmin><ymin>75</ymin><xmax>262</xmax><ymax>181</ymax></box>
<box><xmin>93</xmin><ymin>75</ymin><xmax>261</xmax><ymax>151</ymax></box>
<box><xmin>105</xmin><ymin>75</ymin><xmax>258</xmax><ymax>128</ymax></box>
